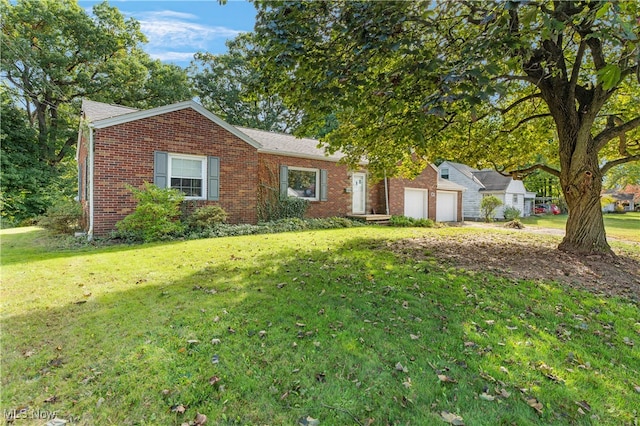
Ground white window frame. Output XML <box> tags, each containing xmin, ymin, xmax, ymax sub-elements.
<box><xmin>287</xmin><ymin>166</ymin><xmax>320</xmax><ymax>201</ymax></box>
<box><xmin>441</xmin><ymin>167</ymin><xmax>449</xmax><ymax>179</ymax></box>
<box><xmin>168</xmin><ymin>153</ymin><xmax>207</xmax><ymax>200</ymax></box>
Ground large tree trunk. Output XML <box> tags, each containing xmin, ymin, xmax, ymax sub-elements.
<box><xmin>558</xmin><ymin>151</ymin><xmax>612</xmax><ymax>256</ymax></box>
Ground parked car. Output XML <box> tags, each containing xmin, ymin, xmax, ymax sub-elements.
<box><xmin>534</xmin><ymin>204</ymin><xmax>548</xmax><ymax>214</ymax></box>
<box><xmin>535</xmin><ymin>203</ymin><xmax>561</xmax><ymax>215</ymax></box>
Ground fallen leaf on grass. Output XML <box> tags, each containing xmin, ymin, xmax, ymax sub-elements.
<box><xmin>23</xmin><ymin>350</ymin><xmax>34</xmax><ymax>358</ymax></box>
<box><xmin>211</xmin><ymin>338</ymin><xmax>221</xmax><ymax>345</ymax></box>
<box><xmin>395</xmin><ymin>362</ymin><xmax>408</xmax><ymax>373</ymax></box>
<box><xmin>296</xmin><ymin>322</ymin><xmax>306</xmax><ymax>327</ymax></box>
<box><xmin>298</xmin><ymin>415</ymin><xmax>320</xmax><ymax>426</ymax></box>
<box><xmin>437</xmin><ymin>374</ymin><xmax>457</xmax><ymax>383</ymax></box>
<box><xmin>402</xmin><ymin>377</ymin><xmax>412</xmax><ymax>388</ymax></box>
<box><xmin>575</xmin><ymin>400</ymin><xmax>591</xmax><ymax>412</ymax></box>
<box><xmin>497</xmin><ymin>388</ymin><xmax>511</xmax><ymax>398</ymax></box>
<box><xmin>208</xmin><ymin>376</ymin><xmax>220</xmax><ymax>386</ymax></box>
<box><xmin>194</xmin><ymin>413</ymin><xmax>207</xmax><ymax>425</ymax></box>
<box><xmin>479</xmin><ymin>392</ymin><xmax>495</xmax><ymax>401</ymax></box>
<box><xmin>211</xmin><ymin>355</ymin><xmax>219</xmax><ymax>364</ymax></box>
<box><xmin>410</xmin><ymin>334</ymin><xmax>420</xmax><ymax>340</ymax></box>
<box><xmin>258</xmin><ymin>330</ymin><xmax>267</xmax><ymax>338</ymax></box>
<box><xmin>171</xmin><ymin>404</ymin><xmax>186</xmax><ymax>414</ymax></box>
<box><xmin>440</xmin><ymin>411</ymin><xmax>464</xmax><ymax>425</ymax></box>
<box><xmin>634</xmin><ymin>385</ymin><xmax>640</xmax><ymax>393</ymax></box>
<box><xmin>187</xmin><ymin>339</ymin><xmax>199</xmax><ymax>345</ymax></box>
<box><xmin>44</xmin><ymin>395</ymin><xmax>58</xmax><ymax>403</ymax></box>
<box><xmin>526</xmin><ymin>397</ymin><xmax>543</xmax><ymax>414</ymax></box>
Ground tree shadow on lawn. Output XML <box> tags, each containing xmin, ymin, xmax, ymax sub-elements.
<box><xmin>2</xmin><ymin>237</ymin><xmax>638</xmax><ymax>425</ymax></box>
<box><xmin>390</xmin><ymin>232</ymin><xmax>640</xmax><ymax>302</ymax></box>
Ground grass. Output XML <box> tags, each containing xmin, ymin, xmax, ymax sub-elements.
<box><xmin>521</xmin><ymin>211</ymin><xmax>640</xmax><ymax>242</ymax></box>
<box><xmin>1</xmin><ymin>226</ymin><xmax>639</xmax><ymax>425</ymax></box>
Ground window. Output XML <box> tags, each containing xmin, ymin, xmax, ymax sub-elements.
<box><xmin>155</xmin><ymin>152</ymin><xmax>219</xmax><ymax>201</ymax></box>
<box><xmin>512</xmin><ymin>194</ymin><xmax>518</xmax><ymax>204</ymax></box>
<box><xmin>287</xmin><ymin>167</ymin><xmax>319</xmax><ymax>200</ymax></box>
<box><xmin>441</xmin><ymin>168</ymin><xmax>449</xmax><ymax>179</ymax></box>
<box><xmin>279</xmin><ymin>165</ymin><xmax>327</xmax><ymax>202</ymax></box>
<box><xmin>169</xmin><ymin>154</ymin><xmax>206</xmax><ymax>199</ymax></box>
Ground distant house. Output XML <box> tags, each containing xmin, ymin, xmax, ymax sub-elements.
<box><xmin>438</xmin><ymin>161</ymin><xmax>536</xmax><ymax>220</ymax></box>
<box><xmin>602</xmin><ymin>185</ymin><xmax>639</xmax><ymax>212</ymax></box>
<box><xmin>76</xmin><ymin>99</ymin><xmax>464</xmax><ymax>237</ymax></box>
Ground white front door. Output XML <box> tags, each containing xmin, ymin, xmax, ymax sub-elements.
<box><xmin>352</xmin><ymin>173</ymin><xmax>366</xmax><ymax>214</ymax></box>
<box><xmin>404</xmin><ymin>188</ymin><xmax>428</xmax><ymax>219</ymax></box>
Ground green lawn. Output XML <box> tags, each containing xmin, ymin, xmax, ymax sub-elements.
<box><xmin>521</xmin><ymin>211</ymin><xmax>640</xmax><ymax>242</ymax></box>
<box><xmin>1</xmin><ymin>227</ymin><xmax>639</xmax><ymax>425</ymax></box>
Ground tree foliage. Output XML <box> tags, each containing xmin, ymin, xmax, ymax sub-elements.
<box><xmin>1</xmin><ymin>0</ymin><xmax>192</xmax><ymax>167</ymax></box>
<box><xmin>252</xmin><ymin>0</ymin><xmax>640</xmax><ymax>254</ymax></box>
<box><xmin>1</xmin><ymin>0</ymin><xmax>192</xmax><ymax>222</ymax></box>
<box><xmin>188</xmin><ymin>34</ymin><xmax>295</xmax><ymax>132</ymax></box>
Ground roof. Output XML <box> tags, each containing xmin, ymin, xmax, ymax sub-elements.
<box><xmin>473</xmin><ymin>170</ymin><xmax>513</xmax><ymax>191</ymax></box>
<box><xmin>442</xmin><ymin>161</ymin><xmax>485</xmax><ymax>187</ymax></box>
<box><xmin>236</xmin><ymin>127</ymin><xmax>343</xmax><ymax>162</ymax></box>
<box><xmin>82</xmin><ymin>99</ymin><xmax>138</xmax><ymax>122</ymax></box>
<box><xmin>437</xmin><ymin>178</ymin><xmax>466</xmax><ymax>192</ymax></box>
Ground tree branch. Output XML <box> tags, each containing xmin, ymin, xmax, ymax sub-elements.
<box><xmin>600</xmin><ymin>154</ymin><xmax>640</xmax><ymax>175</ymax></box>
<box><xmin>499</xmin><ymin>93</ymin><xmax>542</xmax><ymax>115</ymax></box>
<box><xmin>493</xmin><ymin>74</ymin><xmax>539</xmax><ymax>84</ymax></box>
<box><xmin>568</xmin><ymin>39</ymin><xmax>586</xmax><ymax>105</ymax></box>
<box><xmin>501</xmin><ymin>113</ymin><xmax>552</xmax><ymax>133</ymax></box>
<box><xmin>507</xmin><ymin>163</ymin><xmax>561</xmax><ymax>179</ymax></box>
<box><xmin>594</xmin><ymin>116</ymin><xmax>640</xmax><ymax>151</ymax></box>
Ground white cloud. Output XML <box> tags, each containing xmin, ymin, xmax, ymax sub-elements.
<box><xmin>132</xmin><ymin>10</ymin><xmax>242</xmax><ymax>51</ymax></box>
<box><xmin>148</xmin><ymin>51</ymin><xmax>197</xmax><ymax>62</ymax></box>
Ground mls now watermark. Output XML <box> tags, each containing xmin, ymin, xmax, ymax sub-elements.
<box><xmin>3</xmin><ymin>408</ymin><xmax>77</xmax><ymax>423</ymax></box>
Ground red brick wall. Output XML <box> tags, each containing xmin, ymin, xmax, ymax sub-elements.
<box><xmin>91</xmin><ymin>108</ymin><xmax>259</xmax><ymax>235</ymax></box>
<box><xmin>258</xmin><ymin>154</ymin><xmax>374</xmax><ymax>218</ymax></box>
<box><xmin>387</xmin><ymin>166</ymin><xmax>439</xmax><ymax>220</ymax></box>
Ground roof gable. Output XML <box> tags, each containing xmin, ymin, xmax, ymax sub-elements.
<box><xmin>86</xmin><ymin>100</ymin><xmax>262</xmax><ymax>149</ymax></box>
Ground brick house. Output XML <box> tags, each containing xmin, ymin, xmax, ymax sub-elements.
<box><xmin>77</xmin><ymin>99</ymin><xmax>464</xmax><ymax>237</ymax></box>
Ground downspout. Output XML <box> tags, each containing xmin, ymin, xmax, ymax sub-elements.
<box><xmin>88</xmin><ymin>126</ymin><xmax>94</xmax><ymax>241</ymax></box>
<box><xmin>384</xmin><ymin>169</ymin><xmax>390</xmax><ymax>215</ymax></box>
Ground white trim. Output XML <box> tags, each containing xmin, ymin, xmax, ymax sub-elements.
<box><xmin>287</xmin><ymin>166</ymin><xmax>320</xmax><ymax>201</ymax></box>
<box><xmin>168</xmin><ymin>153</ymin><xmax>207</xmax><ymax>200</ymax></box>
<box><xmin>88</xmin><ymin>127</ymin><xmax>94</xmax><ymax>240</ymax></box>
<box><xmin>89</xmin><ymin>100</ymin><xmax>263</xmax><ymax>150</ymax></box>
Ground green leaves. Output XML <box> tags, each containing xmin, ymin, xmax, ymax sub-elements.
<box><xmin>597</xmin><ymin>64</ymin><xmax>622</xmax><ymax>91</ymax></box>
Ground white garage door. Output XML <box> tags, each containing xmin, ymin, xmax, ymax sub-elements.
<box><xmin>436</xmin><ymin>191</ymin><xmax>457</xmax><ymax>222</ymax></box>
<box><xmin>404</xmin><ymin>189</ymin><xmax>428</xmax><ymax>219</ymax></box>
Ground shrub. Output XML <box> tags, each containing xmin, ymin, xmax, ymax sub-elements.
<box><xmin>503</xmin><ymin>206</ymin><xmax>521</xmax><ymax>221</ymax></box>
<box><xmin>260</xmin><ymin>195</ymin><xmax>310</xmax><ymax>221</ymax></box>
<box><xmin>188</xmin><ymin>205</ymin><xmax>228</xmax><ymax>230</ymax></box>
<box><xmin>115</xmin><ymin>183</ymin><xmax>185</xmax><ymax>242</ymax></box>
<box><xmin>480</xmin><ymin>195</ymin><xmax>503</xmax><ymax>222</ymax></box>
<box><xmin>389</xmin><ymin>215</ymin><xmax>434</xmax><ymax>228</ymax></box>
<box><xmin>613</xmin><ymin>204</ymin><xmax>626</xmax><ymax>214</ymax></box>
<box><xmin>37</xmin><ymin>199</ymin><xmax>82</xmax><ymax>234</ymax></box>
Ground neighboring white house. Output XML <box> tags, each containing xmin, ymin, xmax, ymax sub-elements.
<box><xmin>438</xmin><ymin>161</ymin><xmax>537</xmax><ymax>220</ymax></box>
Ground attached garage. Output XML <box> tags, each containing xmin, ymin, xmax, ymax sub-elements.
<box><xmin>436</xmin><ymin>191</ymin><xmax>458</xmax><ymax>222</ymax></box>
<box><xmin>404</xmin><ymin>188</ymin><xmax>429</xmax><ymax>219</ymax></box>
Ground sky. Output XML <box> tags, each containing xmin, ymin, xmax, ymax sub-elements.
<box><xmin>79</xmin><ymin>1</ymin><xmax>258</xmax><ymax>68</ymax></box>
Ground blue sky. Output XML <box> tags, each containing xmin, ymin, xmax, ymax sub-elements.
<box><xmin>79</xmin><ymin>1</ymin><xmax>257</xmax><ymax>67</ymax></box>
